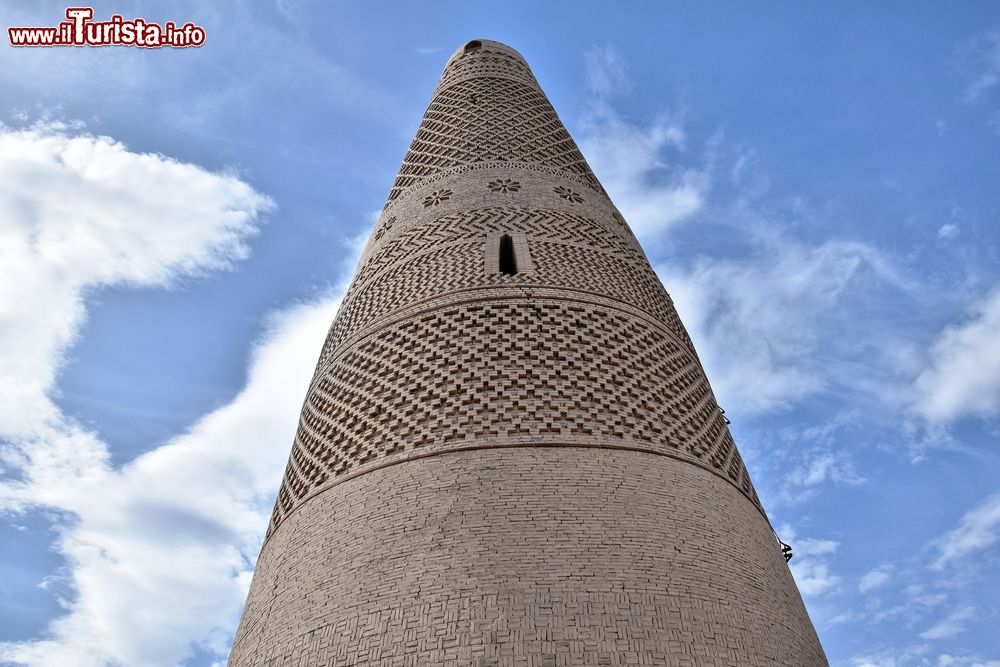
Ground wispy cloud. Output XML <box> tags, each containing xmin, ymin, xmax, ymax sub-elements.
<box><xmin>859</xmin><ymin>565</ymin><xmax>894</xmax><ymax>593</ymax></box>
<box><xmin>745</xmin><ymin>413</ymin><xmax>870</xmax><ymax>509</ymax></box>
<box><xmin>661</xmin><ymin>234</ymin><xmax>908</xmax><ymax>415</ymax></box>
<box><xmin>938</xmin><ymin>655</ymin><xmax>1000</xmax><ymax>667</ymax></box>
<box><xmin>827</xmin><ymin>492</ymin><xmax>1000</xmax><ymax>651</ymax></box>
<box><xmin>930</xmin><ymin>492</ymin><xmax>1000</xmax><ymax>571</ymax></box>
<box><xmin>578</xmin><ymin>44</ymin><xmax>1000</xmax><ymax>447</ymax></box>
<box><xmin>913</xmin><ymin>289</ymin><xmax>1000</xmax><ymax>424</ymax></box>
<box><xmin>849</xmin><ymin>645</ymin><xmax>932</xmax><ymax>667</ymax></box>
<box><xmin>585</xmin><ymin>44</ymin><xmax>632</xmax><ymax>98</ymax></box>
<box><xmin>577</xmin><ymin>46</ymin><xmax>923</xmax><ymax>421</ymax></box>
<box><xmin>919</xmin><ymin>605</ymin><xmax>976</xmax><ymax>640</ymax></box>
<box><xmin>938</xmin><ymin>223</ymin><xmax>960</xmax><ymax>240</ymax></box>
<box><xmin>963</xmin><ymin>30</ymin><xmax>1000</xmax><ymax>104</ymax></box>
<box><xmin>862</xmin><ymin>583</ymin><xmax>948</xmax><ymax>627</ymax></box>
<box><xmin>579</xmin><ymin>45</ymin><xmax>911</xmax><ymax>420</ymax></box>
<box><xmin>580</xmin><ymin>107</ymin><xmax>706</xmax><ymax>240</ymax></box>
<box><xmin>788</xmin><ymin>451</ymin><xmax>863</xmax><ymax>487</ymax></box>
<box><xmin>577</xmin><ymin>45</ymin><xmax>705</xmax><ymax>241</ymax></box>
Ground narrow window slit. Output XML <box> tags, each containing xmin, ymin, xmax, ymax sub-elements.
<box><xmin>499</xmin><ymin>234</ymin><xmax>518</xmax><ymax>275</ymax></box>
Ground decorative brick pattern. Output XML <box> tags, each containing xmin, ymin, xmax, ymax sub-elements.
<box><xmin>231</xmin><ymin>39</ymin><xmax>827</xmax><ymax>667</ymax></box>
<box><xmin>325</xmin><ymin>206</ymin><xmax>687</xmax><ymax>371</ymax></box>
<box><xmin>357</xmin><ymin>207</ymin><xmax>641</xmax><ymax>289</ymax></box>
<box><xmin>271</xmin><ymin>300</ymin><xmax>752</xmax><ymax>534</ymax></box>
<box><xmin>231</xmin><ymin>449</ymin><xmax>827</xmax><ymax>666</ymax></box>
<box><xmin>436</xmin><ymin>42</ymin><xmax>536</xmax><ymax>90</ymax></box>
<box><xmin>385</xmin><ymin>74</ymin><xmax>600</xmax><ymax>204</ymax></box>
<box><xmin>487</xmin><ymin>178</ymin><xmax>521</xmax><ymax>194</ymax></box>
<box><xmin>318</xmin><ymin>241</ymin><xmax>690</xmax><ymax>372</ymax></box>
<box><xmin>554</xmin><ymin>185</ymin><xmax>584</xmax><ymax>203</ymax></box>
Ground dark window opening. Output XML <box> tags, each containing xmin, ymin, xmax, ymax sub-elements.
<box><xmin>464</xmin><ymin>40</ymin><xmax>482</xmax><ymax>55</ymax></box>
<box><xmin>499</xmin><ymin>234</ymin><xmax>518</xmax><ymax>275</ymax></box>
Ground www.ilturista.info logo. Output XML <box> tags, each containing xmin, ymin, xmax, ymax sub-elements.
<box><xmin>8</xmin><ymin>8</ymin><xmax>205</xmax><ymax>48</ymax></box>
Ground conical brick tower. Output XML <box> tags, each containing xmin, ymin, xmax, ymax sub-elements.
<box><xmin>229</xmin><ymin>39</ymin><xmax>828</xmax><ymax>666</ymax></box>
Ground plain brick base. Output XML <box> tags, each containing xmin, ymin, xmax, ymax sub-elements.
<box><xmin>230</xmin><ymin>447</ymin><xmax>826</xmax><ymax>666</ymax></box>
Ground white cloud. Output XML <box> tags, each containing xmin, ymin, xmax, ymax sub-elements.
<box><xmin>913</xmin><ymin>289</ymin><xmax>1000</xmax><ymax>423</ymax></box>
<box><xmin>780</xmin><ymin>525</ymin><xmax>841</xmax><ymax>597</ymax></box>
<box><xmin>578</xmin><ymin>47</ymin><xmax>913</xmax><ymax>420</ymax></box>
<box><xmin>870</xmin><ymin>588</ymin><xmax>947</xmax><ymax>626</ymax></box>
<box><xmin>854</xmin><ymin>657</ymin><xmax>909</xmax><ymax>667</ymax></box>
<box><xmin>790</xmin><ymin>537</ymin><xmax>841</xmax><ymax>596</ymax></box>
<box><xmin>938</xmin><ymin>655</ymin><xmax>1000</xmax><ymax>667</ymax></box>
<box><xmin>850</xmin><ymin>645</ymin><xmax>932</xmax><ymax>667</ymax></box>
<box><xmin>0</xmin><ymin>121</ymin><xmax>328</xmax><ymax>666</ymax></box>
<box><xmin>859</xmin><ymin>565</ymin><xmax>893</xmax><ymax>593</ymax></box>
<box><xmin>788</xmin><ymin>450</ymin><xmax>865</xmax><ymax>489</ymax></box>
<box><xmin>660</xmin><ymin>235</ymin><xmax>904</xmax><ymax>415</ymax></box>
<box><xmin>919</xmin><ymin>605</ymin><xmax>975</xmax><ymax>640</ymax></box>
<box><xmin>938</xmin><ymin>223</ymin><xmax>959</xmax><ymax>239</ymax></box>
<box><xmin>579</xmin><ymin>105</ymin><xmax>703</xmax><ymax>239</ymax></box>
<box><xmin>585</xmin><ymin>44</ymin><xmax>632</xmax><ymax>98</ymax></box>
<box><xmin>0</xmin><ymin>121</ymin><xmax>271</xmax><ymax>448</ymax></box>
<box><xmin>577</xmin><ymin>46</ymin><xmax>703</xmax><ymax>240</ymax></box>
<box><xmin>930</xmin><ymin>492</ymin><xmax>1000</xmax><ymax>571</ymax></box>
<box><xmin>0</xmin><ymin>297</ymin><xmax>340</xmax><ymax>666</ymax></box>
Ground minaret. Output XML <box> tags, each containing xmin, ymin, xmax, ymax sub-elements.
<box><xmin>229</xmin><ymin>40</ymin><xmax>828</xmax><ymax>666</ymax></box>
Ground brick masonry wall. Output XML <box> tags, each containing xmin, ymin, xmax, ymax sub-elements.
<box><xmin>229</xmin><ymin>448</ymin><xmax>826</xmax><ymax>666</ymax></box>
<box><xmin>229</xmin><ymin>39</ymin><xmax>828</xmax><ymax>665</ymax></box>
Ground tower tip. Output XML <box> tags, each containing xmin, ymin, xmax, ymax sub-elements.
<box><xmin>445</xmin><ymin>39</ymin><xmax>527</xmax><ymax>67</ymax></box>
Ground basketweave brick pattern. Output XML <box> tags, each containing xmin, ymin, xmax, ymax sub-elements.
<box><xmin>232</xmin><ymin>38</ymin><xmax>827</xmax><ymax>666</ymax></box>
<box><xmin>230</xmin><ymin>449</ymin><xmax>827</xmax><ymax>666</ymax></box>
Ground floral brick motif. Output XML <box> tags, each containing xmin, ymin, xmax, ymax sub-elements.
<box><xmin>423</xmin><ymin>189</ymin><xmax>453</xmax><ymax>207</ymax></box>
<box><xmin>487</xmin><ymin>178</ymin><xmax>521</xmax><ymax>194</ymax></box>
<box><xmin>554</xmin><ymin>185</ymin><xmax>583</xmax><ymax>204</ymax></box>
<box><xmin>373</xmin><ymin>216</ymin><xmax>397</xmax><ymax>241</ymax></box>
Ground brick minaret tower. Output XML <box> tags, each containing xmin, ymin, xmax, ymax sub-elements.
<box><xmin>229</xmin><ymin>40</ymin><xmax>828</xmax><ymax>666</ymax></box>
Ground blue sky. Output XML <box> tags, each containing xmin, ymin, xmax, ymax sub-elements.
<box><xmin>1</xmin><ymin>2</ymin><xmax>999</xmax><ymax>665</ymax></box>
